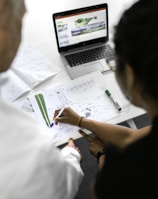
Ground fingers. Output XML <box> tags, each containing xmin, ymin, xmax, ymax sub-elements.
<box><xmin>53</xmin><ymin>107</ymin><xmax>81</xmax><ymax>126</ymax></box>
<box><xmin>54</xmin><ymin>109</ymin><xmax>59</xmax><ymax>117</ymax></box>
<box><xmin>67</xmin><ymin>138</ymin><xmax>82</xmax><ymax>157</ymax></box>
<box><xmin>68</xmin><ymin>138</ymin><xmax>75</xmax><ymax>147</ymax></box>
<box><xmin>53</xmin><ymin>109</ymin><xmax>62</xmax><ymax>119</ymax></box>
<box><xmin>53</xmin><ymin>108</ymin><xmax>66</xmax><ymax>124</ymax></box>
<box><xmin>78</xmin><ymin>129</ymin><xmax>93</xmax><ymax>143</ymax></box>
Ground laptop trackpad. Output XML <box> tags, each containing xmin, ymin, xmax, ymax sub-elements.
<box><xmin>67</xmin><ymin>60</ymin><xmax>110</xmax><ymax>79</ymax></box>
<box><xmin>85</xmin><ymin>59</ymin><xmax>109</xmax><ymax>73</ymax></box>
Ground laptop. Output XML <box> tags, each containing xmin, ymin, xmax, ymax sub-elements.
<box><xmin>52</xmin><ymin>3</ymin><xmax>114</xmax><ymax>79</ymax></box>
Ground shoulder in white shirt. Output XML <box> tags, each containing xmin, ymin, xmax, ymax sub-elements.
<box><xmin>0</xmin><ymin>99</ymin><xmax>83</xmax><ymax>199</ymax></box>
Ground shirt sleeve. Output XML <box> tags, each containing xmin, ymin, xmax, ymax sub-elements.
<box><xmin>61</xmin><ymin>147</ymin><xmax>84</xmax><ymax>199</ymax></box>
<box><xmin>26</xmin><ymin>139</ymin><xmax>84</xmax><ymax>199</ymax></box>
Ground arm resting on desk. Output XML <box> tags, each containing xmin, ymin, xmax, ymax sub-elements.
<box><xmin>54</xmin><ymin>107</ymin><xmax>151</xmax><ymax>149</ymax></box>
<box><xmin>80</xmin><ymin>117</ymin><xmax>151</xmax><ymax>149</ymax></box>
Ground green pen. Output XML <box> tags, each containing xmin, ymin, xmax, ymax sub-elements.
<box><xmin>105</xmin><ymin>89</ymin><xmax>122</xmax><ymax>111</ymax></box>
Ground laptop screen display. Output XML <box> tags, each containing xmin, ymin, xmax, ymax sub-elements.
<box><xmin>53</xmin><ymin>4</ymin><xmax>108</xmax><ymax>52</ymax></box>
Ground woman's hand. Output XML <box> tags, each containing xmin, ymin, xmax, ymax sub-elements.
<box><xmin>78</xmin><ymin>129</ymin><xmax>105</xmax><ymax>157</ymax></box>
<box><xmin>78</xmin><ymin>129</ymin><xmax>106</xmax><ymax>169</ymax></box>
<box><xmin>53</xmin><ymin>107</ymin><xmax>81</xmax><ymax>126</ymax></box>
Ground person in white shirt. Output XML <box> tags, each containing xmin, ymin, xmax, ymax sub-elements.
<box><xmin>0</xmin><ymin>0</ymin><xmax>83</xmax><ymax>198</ymax></box>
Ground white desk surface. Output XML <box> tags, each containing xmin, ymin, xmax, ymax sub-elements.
<box><xmin>18</xmin><ymin>0</ymin><xmax>145</xmax><ymax>128</ymax></box>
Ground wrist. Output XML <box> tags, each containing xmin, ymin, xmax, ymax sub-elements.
<box><xmin>97</xmin><ymin>149</ymin><xmax>106</xmax><ymax>162</ymax></box>
<box><xmin>77</xmin><ymin>116</ymin><xmax>84</xmax><ymax>127</ymax></box>
<box><xmin>98</xmin><ymin>153</ymin><xmax>105</xmax><ymax>170</ymax></box>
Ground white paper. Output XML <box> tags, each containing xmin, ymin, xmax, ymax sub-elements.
<box><xmin>1</xmin><ymin>45</ymin><xmax>60</xmax><ymax>102</ymax></box>
<box><xmin>29</xmin><ymin>71</ymin><xmax>129</xmax><ymax>145</ymax></box>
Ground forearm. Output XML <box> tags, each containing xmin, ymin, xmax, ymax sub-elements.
<box><xmin>54</xmin><ymin>107</ymin><xmax>151</xmax><ymax>148</ymax></box>
<box><xmin>80</xmin><ymin>117</ymin><xmax>151</xmax><ymax>149</ymax></box>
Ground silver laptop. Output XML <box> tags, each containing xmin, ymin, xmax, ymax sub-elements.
<box><xmin>52</xmin><ymin>3</ymin><xmax>114</xmax><ymax>79</ymax></box>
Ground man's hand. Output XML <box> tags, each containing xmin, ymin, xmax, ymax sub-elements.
<box><xmin>63</xmin><ymin>138</ymin><xmax>82</xmax><ymax>161</ymax></box>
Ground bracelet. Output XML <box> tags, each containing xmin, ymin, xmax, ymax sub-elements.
<box><xmin>77</xmin><ymin>116</ymin><xmax>84</xmax><ymax>127</ymax></box>
<box><xmin>97</xmin><ymin>149</ymin><xmax>106</xmax><ymax>162</ymax></box>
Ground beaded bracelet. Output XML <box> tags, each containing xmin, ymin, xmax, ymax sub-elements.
<box><xmin>97</xmin><ymin>149</ymin><xmax>106</xmax><ymax>162</ymax></box>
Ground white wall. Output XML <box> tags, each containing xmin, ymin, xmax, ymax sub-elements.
<box><xmin>22</xmin><ymin>0</ymin><xmax>137</xmax><ymax>45</ymax></box>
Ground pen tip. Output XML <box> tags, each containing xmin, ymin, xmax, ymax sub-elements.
<box><xmin>50</xmin><ymin>123</ymin><xmax>54</xmax><ymax>128</ymax></box>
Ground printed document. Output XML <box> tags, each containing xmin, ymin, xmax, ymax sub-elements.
<box><xmin>1</xmin><ymin>45</ymin><xmax>60</xmax><ymax>102</ymax></box>
<box><xmin>29</xmin><ymin>71</ymin><xmax>129</xmax><ymax>146</ymax></box>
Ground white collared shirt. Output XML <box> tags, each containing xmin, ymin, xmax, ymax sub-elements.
<box><xmin>0</xmin><ymin>76</ymin><xmax>83</xmax><ymax>199</ymax></box>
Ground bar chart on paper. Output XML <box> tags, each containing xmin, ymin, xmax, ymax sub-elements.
<box><xmin>29</xmin><ymin>71</ymin><xmax>129</xmax><ymax>145</ymax></box>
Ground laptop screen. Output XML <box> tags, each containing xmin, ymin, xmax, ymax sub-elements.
<box><xmin>53</xmin><ymin>3</ymin><xmax>108</xmax><ymax>52</ymax></box>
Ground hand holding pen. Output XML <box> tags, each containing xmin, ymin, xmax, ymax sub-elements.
<box><xmin>50</xmin><ymin>107</ymin><xmax>65</xmax><ymax>127</ymax></box>
<box><xmin>53</xmin><ymin>107</ymin><xmax>82</xmax><ymax>126</ymax></box>
<box><xmin>51</xmin><ymin>89</ymin><xmax>122</xmax><ymax>128</ymax></box>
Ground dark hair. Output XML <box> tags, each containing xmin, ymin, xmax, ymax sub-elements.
<box><xmin>114</xmin><ymin>0</ymin><xmax>158</xmax><ymax>100</ymax></box>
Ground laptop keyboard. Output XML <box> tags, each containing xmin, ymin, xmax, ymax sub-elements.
<box><xmin>65</xmin><ymin>44</ymin><xmax>114</xmax><ymax>67</ymax></box>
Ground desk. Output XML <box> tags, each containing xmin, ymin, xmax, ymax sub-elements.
<box><xmin>18</xmin><ymin>0</ymin><xmax>145</xmax><ymax>131</ymax></box>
